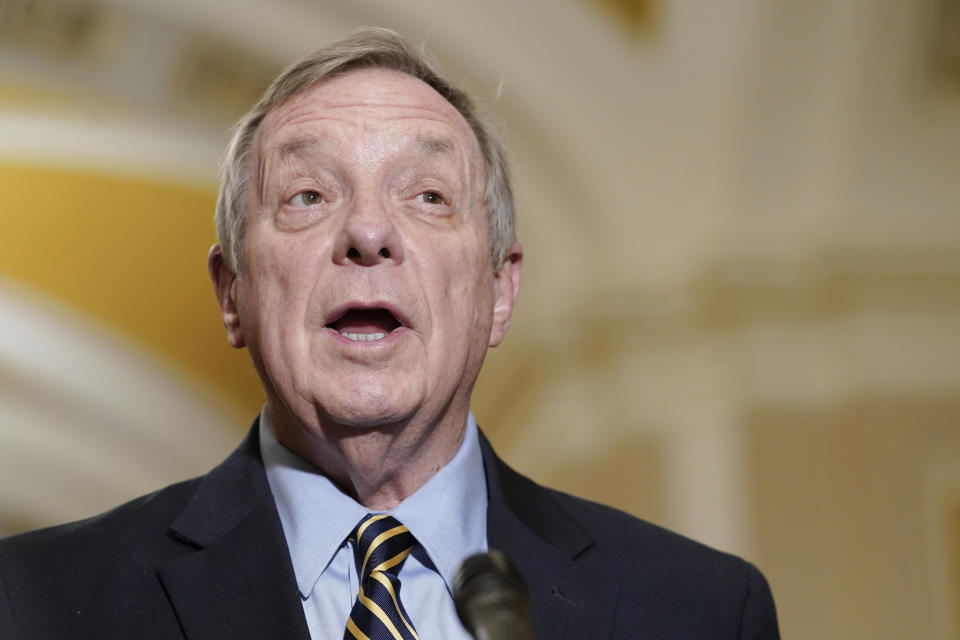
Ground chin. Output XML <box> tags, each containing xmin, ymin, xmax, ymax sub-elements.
<box><xmin>317</xmin><ymin>379</ymin><xmax>421</xmax><ymax>430</ymax></box>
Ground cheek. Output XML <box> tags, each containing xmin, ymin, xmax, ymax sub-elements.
<box><xmin>434</xmin><ymin>249</ymin><xmax>479</xmax><ymax>303</ymax></box>
<box><xmin>445</xmin><ymin>255</ymin><xmax>495</xmax><ymax>329</ymax></box>
<box><xmin>239</xmin><ymin>242</ymin><xmax>317</xmax><ymax>324</ymax></box>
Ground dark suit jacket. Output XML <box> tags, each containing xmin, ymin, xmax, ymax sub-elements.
<box><xmin>0</xmin><ymin>422</ymin><xmax>779</xmax><ymax>639</ymax></box>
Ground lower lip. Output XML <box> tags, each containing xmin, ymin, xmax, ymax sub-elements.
<box><xmin>323</xmin><ymin>326</ymin><xmax>411</xmax><ymax>347</ymax></box>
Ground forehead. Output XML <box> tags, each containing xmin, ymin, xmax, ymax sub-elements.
<box><xmin>255</xmin><ymin>67</ymin><xmax>482</xmax><ymax>168</ymax></box>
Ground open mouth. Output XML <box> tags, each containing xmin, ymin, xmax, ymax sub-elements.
<box><xmin>326</xmin><ymin>308</ymin><xmax>403</xmax><ymax>342</ymax></box>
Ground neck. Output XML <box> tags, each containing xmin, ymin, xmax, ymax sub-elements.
<box><xmin>266</xmin><ymin>401</ymin><xmax>469</xmax><ymax>510</ymax></box>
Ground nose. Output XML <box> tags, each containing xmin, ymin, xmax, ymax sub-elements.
<box><xmin>334</xmin><ymin>195</ymin><xmax>404</xmax><ymax>266</ymax></box>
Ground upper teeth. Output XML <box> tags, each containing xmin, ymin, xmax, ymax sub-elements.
<box><xmin>341</xmin><ymin>332</ymin><xmax>387</xmax><ymax>341</ymax></box>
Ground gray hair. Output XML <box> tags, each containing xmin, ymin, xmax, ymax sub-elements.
<box><xmin>215</xmin><ymin>27</ymin><xmax>515</xmax><ymax>273</ymax></box>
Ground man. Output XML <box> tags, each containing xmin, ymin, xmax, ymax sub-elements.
<box><xmin>0</xmin><ymin>28</ymin><xmax>779</xmax><ymax>639</ymax></box>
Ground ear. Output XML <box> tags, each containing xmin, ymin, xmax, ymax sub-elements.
<box><xmin>207</xmin><ymin>244</ymin><xmax>246</xmax><ymax>349</ymax></box>
<box><xmin>489</xmin><ymin>241</ymin><xmax>523</xmax><ymax>348</ymax></box>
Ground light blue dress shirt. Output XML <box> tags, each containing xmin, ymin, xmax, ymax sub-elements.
<box><xmin>259</xmin><ymin>408</ymin><xmax>488</xmax><ymax>639</ymax></box>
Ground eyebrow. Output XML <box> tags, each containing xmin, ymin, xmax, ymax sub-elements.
<box><xmin>258</xmin><ymin>132</ymin><xmax>460</xmax><ymax>202</ymax></box>
<box><xmin>278</xmin><ymin>135</ymin><xmax>323</xmax><ymax>160</ymax></box>
<box><xmin>415</xmin><ymin>134</ymin><xmax>455</xmax><ymax>154</ymax></box>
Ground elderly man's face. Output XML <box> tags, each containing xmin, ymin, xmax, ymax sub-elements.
<box><xmin>212</xmin><ymin>68</ymin><xmax>520</xmax><ymax>437</ymax></box>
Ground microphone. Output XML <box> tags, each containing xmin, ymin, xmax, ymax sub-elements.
<box><xmin>453</xmin><ymin>550</ymin><xmax>535</xmax><ymax>640</ymax></box>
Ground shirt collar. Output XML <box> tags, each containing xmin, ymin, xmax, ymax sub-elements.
<box><xmin>392</xmin><ymin>412</ymin><xmax>488</xmax><ymax>591</ymax></box>
<box><xmin>259</xmin><ymin>408</ymin><xmax>488</xmax><ymax>598</ymax></box>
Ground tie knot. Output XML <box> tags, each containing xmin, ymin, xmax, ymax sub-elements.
<box><xmin>350</xmin><ymin>513</ymin><xmax>416</xmax><ymax>582</ymax></box>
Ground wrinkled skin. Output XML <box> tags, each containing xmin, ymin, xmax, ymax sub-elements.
<box><xmin>209</xmin><ymin>68</ymin><xmax>522</xmax><ymax>507</ymax></box>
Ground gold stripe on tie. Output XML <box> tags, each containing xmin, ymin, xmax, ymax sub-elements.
<box><xmin>345</xmin><ymin>514</ymin><xmax>419</xmax><ymax>640</ymax></box>
<box><xmin>370</xmin><ymin>547</ymin><xmax>412</xmax><ymax>575</ymax></box>
<box><xmin>372</xmin><ymin>571</ymin><xmax>421</xmax><ymax>640</ymax></box>
<box><xmin>360</xmin><ymin>525</ymin><xmax>408</xmax><ymax>576</ymax></box>
<box><xmin>345</xmin><ymin>617</ymin><xmax>372</xmax><ymax>640</ymax></box>
<box><xmin>355</xmin><ymin>513</ymin><xmax>390</xmax><ymax>542</ymax></box>
<box><xmin>358</xmin><ymin>586</ymin><xmax>407</xmax><ymax>640</ymax></box>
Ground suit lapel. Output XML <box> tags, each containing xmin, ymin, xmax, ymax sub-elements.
<box><xmin>154</xmin><ymin>421</ymin><xmax>615</xmax><ymax>639</ymax></box>
<box><xmin>157</xmin><ymin>422</ymin><xmax>311</xmax><ymax>640</ymax></box>
<box><xmin>480</xmin><ymin>432</ymin><xmax>619</xmax><ymax>639</ymax></box>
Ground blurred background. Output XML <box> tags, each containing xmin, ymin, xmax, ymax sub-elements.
<box><xmin>1</xmin><ymin>0</ymin><xmax>958</xmax><ymax>637</ymax></box>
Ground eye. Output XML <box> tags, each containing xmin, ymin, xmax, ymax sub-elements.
<box><xmin>290</xmin><ymin>190</ymin><xmax>323</xmax><ymax>207</ymax></box>
<box><xmin>415</xmin><ymin>191</ymin><xmax>446</xmax><ymax>205</ymax></box>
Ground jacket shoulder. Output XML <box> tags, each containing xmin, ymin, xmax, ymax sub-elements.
<box><xmin>547</xmin><ymin>485</ymin><xmax>743</xmax><ymax>569</ymax></box>
<box><xmin>0</xmin><ymin>476</ymin><xmax>202</xmax><ymax>574</ymax></box>
<box><xmin>0</xmin><ymin>477</ymin><xmax>205</xmax><ymax>638</ymax></box>
<box><xmin>543</xmin><ymin>485</ymin><xmax>779</xmax><ymax>637</ymax></box>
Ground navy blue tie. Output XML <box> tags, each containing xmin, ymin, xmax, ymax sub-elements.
<box><xmin>343</xmin><ymin>514</ymin><xmax>420</xmax><ymax>640</ymax></box>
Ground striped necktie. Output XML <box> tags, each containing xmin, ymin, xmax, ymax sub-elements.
<box><xmin>344</xmin><ymin>513</ymin><xmax>420</xmax><ymax>640</ymax></box>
